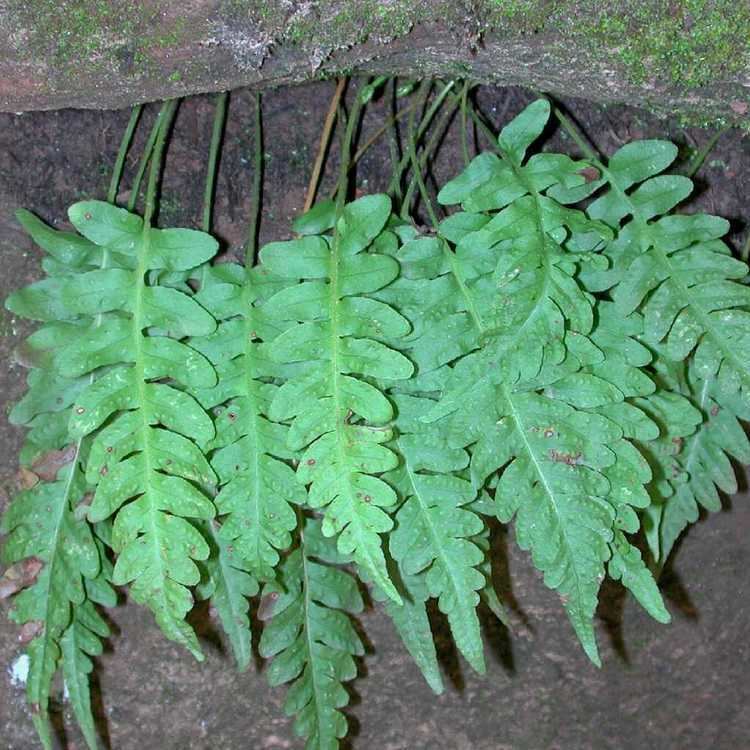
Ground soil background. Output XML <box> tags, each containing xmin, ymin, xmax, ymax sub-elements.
<box><xmin>0</xmin><ymin>81</ymin><xmax>748</xmax><ymax>750</ymax></box>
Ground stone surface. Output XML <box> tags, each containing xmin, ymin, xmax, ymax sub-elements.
<box><xmin>0</xmin><ymin>1</ymin><xmax>748</xmax><ymax>125</ymax></box>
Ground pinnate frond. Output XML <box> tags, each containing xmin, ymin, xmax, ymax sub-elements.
<box><xmin>1</xmin><ymin>458</ymin><xmax>101</xmax><ymax>748</ymax></box>
<box><xmin>261</xmin><ymin>195</ymin><xmax>413</xmax><ymax>603</ymax></box>
<box><xmin>389</xmin><ymin>394</ymin><xmax>486</xmax><ymax>673</ymax></box>
<box><xmin>7</xmin><ymin>200</ymin><xmax>221</xmax><ymax>658</ymax></box>
<box><xmin>259</xmin><ymin>518</ymin><xmax>363</xmax><ymax>750</ymax></box>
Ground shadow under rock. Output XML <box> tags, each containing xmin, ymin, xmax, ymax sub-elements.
<box><xmin>596</xmin><ymin>578</ymin><xmax>630</xmax><ymax>665</ymax></box>
<box><xmin>186</xmin><ymin>597</ymin><xmax>227</xmax><ymax>658</ymax></box>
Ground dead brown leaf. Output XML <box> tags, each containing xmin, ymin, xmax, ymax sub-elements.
<box><xmin>18</xmin><ymin>620</ymin><xmax>45</xmax><ymax>644</ymax></box>
<box><xmin>0</xmin><ymin>556</ymin><xmax>44</xmax><ymax>600</ymax></box>
<box><xmin>17</xmin><ymin>467</ymin><xmax>39</xmax><ymax>490</ymax></box>
<box><xmin>31</xmin><ymin>444</ymin><xmax>77</xmax><ymax>482</ymax></box>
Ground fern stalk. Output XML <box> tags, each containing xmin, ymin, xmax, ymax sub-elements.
<box><xmin>127</xmin><ymin>101</ymin><xmax>173</xmax><ymax>212</ymax></box>
<box><xmin>203</xmin><ymin>92</ymin><xmax>229</xmax><ymax>234</ymax></box>
<box><xmin>108</xmin><ymin>104</ymin><xmax>141</xmax><ymax>205</ymax></box>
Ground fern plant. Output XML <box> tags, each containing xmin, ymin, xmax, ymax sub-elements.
<box><xmin>1</xmin><ymin>85</ymin><xmax>747</xmax><ymax>750</ymax></box>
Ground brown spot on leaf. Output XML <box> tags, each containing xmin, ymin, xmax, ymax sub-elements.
<box><xmin>84</xmin><ymin>212</ymin><xmax>93</xmax><ymax>220</ymax></box>
<box><xmin>710</xmin><ymin>404</ymin><xmax>720</xmax><ymax>417</ymax></box>
<box><xmin>13</xmin><ymin>341</ymin><xmax>48</xmax><ymax>369</ymax></box>
<box><xmin>306</xmin><ymin>458</ymin><xmax>316</xmax><ymax>466</ymax></box>
<box><xmin>100</xmin><ymin>466</ymin><xmax>108</xmax><ymax>476</ymax></box>
<box><xmin>578</xmin><ymin>166</ymin><xmax>600</xmax><ymax>183</ymax></box>
<box><xmin>257</xmin><ymin>591</ymin><xmax>280</xmax><ymax>621</ymax></box>
<box><xmin>730</xmin><ymin>100</ymin><xmax>749</xmax><ymax>115</ymax></box>
<box><xmin>548</xmin><ymin>449</ymin><xmax>583</xmax><ymax>466</ymax></box>
<box><xmin>74</xmin><ymin>493</ymin><xmax>93</xmax><ymax>520</ymax></box>
<box><xmin>75</xmin><ymin>407</ymin><xmax>85</xmax><ymax>414</ymax></box>
<box><xmin>671</xmin><ymin>436</ymin><xmax>684</xmax><ymax>453</ymax></box>
<box><xmin>227</xmin><ymin>412</ymin><xmax>237</xmax><ymax>422</ymax></box>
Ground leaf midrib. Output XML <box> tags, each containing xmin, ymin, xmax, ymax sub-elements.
<box><xmin>132</xmin><ymin>224</ymin><xmax>170</xmax><ymax>620</ymax></box>
<box><xmin>241</xmin><ymin>280</ymin><xmax>266</xmax><ymax>571</ymax></box>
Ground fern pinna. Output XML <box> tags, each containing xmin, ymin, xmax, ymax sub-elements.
<box><xmin>1</xmin><ymin>93</ymin><xmax>747</xmax><ymax>750</ymax></box>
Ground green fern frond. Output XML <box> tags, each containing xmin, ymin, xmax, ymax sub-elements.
<box><xmin>197</xmin><ymin>520</ymin><xmax>258</xmax><ymax>671</ymax></box>
<box><xmin>62</xmin><ymin>540</ymin><xmax>117</xmax><ymax>750</ymax></box>
<box><xmin>375</xmin><ymin>565</ymin><xmax>445</xmax><ymax>695</ymax></box>
<box><xmin>478</xmin><ymin>379</ymin><xmax>619</xmax><ymax>665</ymax></box>
<box><xmin>643</xmin><ymin>369</ymin><xmax>750</xmax><ymax>563</ymax></box>
<box><xmin>6</xmin><ymin>200</ymin><xmax>222</xmax><ymax>658</ymax></box>
<box><xmin>259</xmin><ymin>517</ymin><xmax>364</xmax><ymax>750</ymax></box>
<box><xmin>61</xmin><ymin>562</ymin><xmax>116</xmax><ymax>750</ymax></box>
<box><xmin>1</xmin><ymin>457</ymin><xmax>101</xmax><ymax>749</ymax></box>
<box><xmin>573</xmin><ymin>140</ymin><xmax>750</xmax><ymax>404</ymax></box>
<box><xmin>191</xmin><ymin>262</ymin><xmax>305</xmax><ymax>583</ymax></box>
<box><xmin>261</xmin><ymin>195</ymin><xmax>413</xmax><ymax>603</ymax></box>
<box><xmin>412</xmin><ymin>101</ymin><xmax>661</xmax><ymax>664</ymax></box>
<box><xmin>389</xmin><ymin>393</ymin><xmax>486</xmax><ymax>673</ymax></box>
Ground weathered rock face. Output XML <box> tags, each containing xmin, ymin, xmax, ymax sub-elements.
<box><xmin>0</xmin><ymin>1</ymin><xmax>749</xmax><ymax>124</ymax></box>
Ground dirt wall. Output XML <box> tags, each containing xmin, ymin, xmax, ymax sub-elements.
<box><xmin>0</xmin><ymin>82</ymin><xmax>748</xmax><ymax>749</ymax></box>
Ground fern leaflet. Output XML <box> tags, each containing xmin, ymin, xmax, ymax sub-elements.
<box><xmin>389</xmin><ymin>393</ymin><xmax>486</xmax><ymax>673</ymax></box>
